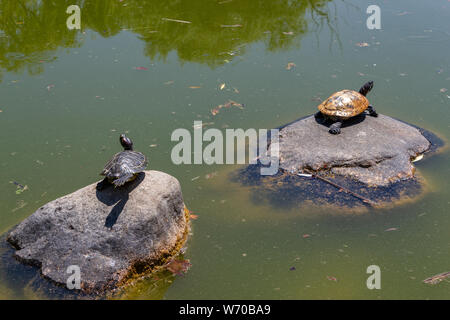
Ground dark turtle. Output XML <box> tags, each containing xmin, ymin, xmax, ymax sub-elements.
<box><xmin>315</xmin><ymin>81</ymin><xmax>378</xmax><ymax>134</ymax></box>
<box><xmin>96</xmin><ymin>134</ymin><xmax>148</xmax><ymax>190</ymax></box>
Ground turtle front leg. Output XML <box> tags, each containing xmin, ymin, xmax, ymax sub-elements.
<box><xmin>367</xmin><ymin>105</ymin><xmax>378</xmax><ymax>117</ymax></box>
<box><xmin>329</xmin><ymin>121</ymin><xmax>343</xmax><ymax>134</ymax></box>
<box><xmin>113</xmin><ymin>173</ymin><xmax>134</xmax><ymax>187</ymax></box>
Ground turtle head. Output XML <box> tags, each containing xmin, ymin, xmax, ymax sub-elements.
<box><xmin>120</xmin><ymin>134</ymin><xmax>133</xmax><ymax>150</ymax></box>
<box><xmin>359</xmin><ymin>81</ymin><xmax>374</xmax><ymax>96</ymax></box>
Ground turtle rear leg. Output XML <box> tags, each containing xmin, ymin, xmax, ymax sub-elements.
<box><xmin>367</xmin><ymin>105</ymin><xmax>378</xmax><ymax>117</ymax></box>
<box><xmin>113</xmin><ymin>173</ymin><xmax>134</xmax><ymax>187</ymax></box>
<box><xmin>329</xmin><ymin>121</ymin><xmax>343</xmax><ymax>134</ymax></box>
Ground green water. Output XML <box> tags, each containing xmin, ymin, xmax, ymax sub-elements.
<box><xmin>1</xmin><ymin>0</ymin><xmax>449</xmax><ymax>299</ymax></box>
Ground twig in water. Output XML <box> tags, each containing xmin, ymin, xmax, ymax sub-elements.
<box><xmin>161</xmin><ymin>18</ymin><xmax>191</xmax><ymax>24</ymax></box>
<box><xmin>303</xmin><ymin>169</ymin><xmax>376</xmax><ymax>206</ymax></box>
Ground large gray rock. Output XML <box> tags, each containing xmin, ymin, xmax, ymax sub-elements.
<box><xmin>279</xmin><ymin>114</ymin><xmax>431</xmax><ymax>186</ymax></box>
<box><xmin>6</xmin><ymin>170</ymin><xmax>189</xmax><ymax>294</ymax></box>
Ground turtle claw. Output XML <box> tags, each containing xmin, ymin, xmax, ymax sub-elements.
<box><xmin>113</xmin><ymin>174</ymin><xmax>133</xmax><ymax>188</ymax></box>
<box><xmin>329</xmin><ymin>127</ymin><xmax>341</xmax><ymax>134</ymax></box>
<box><xmin>329</xmin><ymin>122</ymin><xmax>342</xmax><ymax>134</ymax></box>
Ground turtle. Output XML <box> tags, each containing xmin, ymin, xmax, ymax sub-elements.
<box><xmin>314</xmin><ymin>81</ymin><xmax>378</xmax><ymax>134</ymax></box>
<box><xmin>96</xmin><ymin>134</ymin><xmax>148</xmax><ymax>190</ymax></box>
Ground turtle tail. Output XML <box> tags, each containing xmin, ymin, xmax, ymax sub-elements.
<box><xmin>359</xmin><ymin>81</ymin><xmax>374</xmax><ymax>96</ymax></box>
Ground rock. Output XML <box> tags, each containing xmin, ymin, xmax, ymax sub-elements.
<box><xmin>6</xmin><ymin>170</ymin><xmax>189</xmax><ymax>294</ymax></box>
<box><xmin>233</xmin><ymin>114</ymin><xmax>443</xmax><ymax>209</ymax></box>
<box><xmin>279</xmin><ymin>114</ymin><xmax>431</xmax><ymax>186</ymax></box>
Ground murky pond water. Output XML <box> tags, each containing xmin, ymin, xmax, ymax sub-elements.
<box><xmin>0</xmin><ymin>0</ymin><xmax>449</xmax><ymax>299</ymax></box>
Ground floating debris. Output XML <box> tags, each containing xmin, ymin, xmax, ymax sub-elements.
<box><xmin>189</xmin><ymin>86</ymin><xmax>202</xmax><ymax>89</ymax></box>
<box><xmin>211</xmin><ymin>100</ymin><xmax>244</xmax><ymax>116</ymax></box>
<box><xmin>440</xmin><ymin>88</ymin><xmax>448</xmax><ymax>93</ymax></box>
<box><xmin>184</xmin><ymin>206</ymin><xmax>198</xmax><ymax>220</ymax></box>
<box><xmin>12</xmin><ymin>200</ymin><xmax>27</xmax><ymax>212</ymax></box>
<box><xmin>46</xmin><ymin>84</ymin><xmax>55</xmax><ymax>91</ymax></box>
<box><xmin>327</xmin><ymin>276</ymin><xmax>338</xmax><ymax>282</ymax></box>
<box><xmin>385</xmin><ymin>227</ymin><xmax>399</xmax><ymax>232</ymax></box>
<box><xmin>423</xmin><ymin>271</ymin><xmax>450</xmax><ymax>284</ymax></box>
<box><xmin>10</xmin><ymin>181</ymin><xmax>28</xmax><ymax>194</ymax></box>
<box><xmin>221</xmin><ymin>24</ymin><xmax>242</xmax><ymax>28</ymax></box>
<box><xmin>282</xmin><ymin>31</ymin><xmax>294</xmax><ymax>35</ymax></box>
<box><xmin>193</xmin><ymin>122</ymin><xmax>214</xmax><ymax>129</ymax></box>
<box><xmin>133</xmin><ymin>66</ymin><xmax>148</xmax><ymax>71</ymax></box>
<box><xmin>161</xmin><ymin>17</ymin><xmax>191</xmax><ymax>24</ymax></box>
<box><xmin>289</xmin><ymin>266</ymin><xmax>296</xmax><ymax>271</ymax></box>
<box><xmin>286</xmin><ymin>62</ymin><xmax>296</xmax><ymax>70</ymax></box>
<box><xmin>219</xmin><ymin>83</ymin><xmax>226</xmax><ymax>90</ymax></box>
<box><xmin>412</xmin><ymin>154</ymin><xmax>424</xmax><ymax>162</ymax></box>
<box><xmin>302</xmin><ymin>234</ymin><xmax>311</xmax><ymax>238</ymax></box>
<box><xmin>356</xmin><ymin>42</ymin><xmax>370</xmax><ymax>47</ymax></box>
<box><xmin>297</xmin><ymin>173</ymin><xmax>313</xmax><ymax>178</ymax></box>
<box><xmin>165</xmin><ymin>259</ymin><xmax>192</xmax><ymax>276</ymax></box>
<box><xmin>205</xmin><ymin>172</ymin><xmax>218</xmax><ymax>179</ymax></box>
<box><xmin>164</xmin><ymin>80</ymin><xmax>174</xmax><ymax>85</ymax></box>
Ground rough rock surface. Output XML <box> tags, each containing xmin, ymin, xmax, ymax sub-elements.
<box><xmin>6</xmin><ymin>170</ymin><xmax>188</xmax><ymax>294</ymax></box>
<box><xmin>279</xmin><ymin>114</ymin><xmax>431</xmax><ymax>186</ymax></box>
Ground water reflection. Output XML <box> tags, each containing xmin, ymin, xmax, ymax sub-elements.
<box><xmin>0</xmin><ymin>0</ymin><xmax>336</xmax><ymax>79</ymax></box>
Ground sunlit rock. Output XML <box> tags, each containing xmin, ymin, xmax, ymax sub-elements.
<box><xmin>6</xmin><ymin>170</ymin><xmax>189</xmax><ymax>294</ymax></box>
<box><xmin>234</xmin><ymin>114</ymin><xmax>444</xmax><ymax>209</ymax></box>
<box><xmin>279</xmin><ymin>114</ymin><xmax>432</xmax><ymax>186</ymax></box>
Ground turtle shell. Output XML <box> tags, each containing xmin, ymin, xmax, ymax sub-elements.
<box><xmin>101</xmin><ymin>150</ymin><xmax>147</xmax><ymax>178</ymax></box>
<box><xmin>318</xmin><ymin>90</ymin><xmax>369</xmax><ymax>120</ymax></box>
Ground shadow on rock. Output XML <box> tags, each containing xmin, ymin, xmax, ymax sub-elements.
<box><xmin>314</xmin><ymin>112</ymin><xmax>367</xmax><ymax>129</ymax></box>
<box><xmin>96</xmin><ymin>172</ymin><xmax>145</xmax><ymax>229</ymax></box>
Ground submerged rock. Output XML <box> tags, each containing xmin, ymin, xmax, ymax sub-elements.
<box><xmin>233</xmin><ymin>114</ymin><xmax>443</xmax><ymax>209</ymax></box>
<box><xmin>6</xmin><ymin>170</ymin><xmax>189</xmax><ymax>294</ymax></box>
